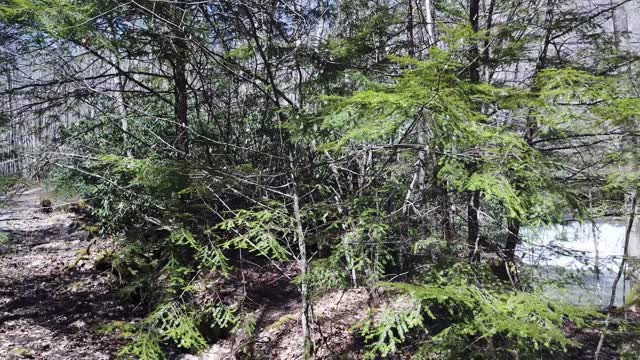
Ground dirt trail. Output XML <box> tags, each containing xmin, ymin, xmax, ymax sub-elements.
<box><xmin>0</xmin><ymin>188</ymin><xmax>139</xmax><ymax>359</ymax></box>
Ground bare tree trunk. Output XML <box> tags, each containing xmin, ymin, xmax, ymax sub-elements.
<box><xmin>417</xmin><ymin>113</ymin><xmax>427</xmax><ymax>196</ymax></box>
<box><xmin>468</xmin><ymin>190</ymin><xmax>481</xmax><ymax>260</ymax></box>
<box><xmin>610</xmin><ymin>0</ymin><xmax>630</xmax><ymax>50</ymax></box>
<box><xmin>7</xmin><ymin>67</ymin><xmax>19</xmax><ymax>175</ymax></box>
<box><xmin>424</xmin><ymin>0</ymin><xmax>437</xmax><ymax>47</ymax></box>
<box><xmin>407</xmin><ymin>0</ymin><xmax>415</xmax><ymax>56</ymax></box>
<box><xmin>535</xmin><ymin>0</ymin><xmax>556</xmax><ymax>73</ymax></box>
<box><xmin>608</xmin><ymin>194</ymin><xmax>636</xmax><ymax>309</ymax></box>
<box><xmin>467</xmin><ymin>0</ymin><xmax>481</xmax><ymax>259</ymax></box>
<box><xmin>596</xmin><ymin>192</ymin><xmax>637</xmax><ymax>360</ymax></box>
<box><xmin>504</xmin><ymin>218</ymin><xmax>520</xmax><ymax>260</ymax></box>
<box><xmin>114</xmin><ymin>58</ymin><xmax>131</xmax><ymax>157</ymax></box>
<box><xmin>290</xmin><ymin>164</ymin><xmax>313</xmax><ymax>359</ymax></box>
<box><xmin>482</xmin><ymin>0</ymin><xmax>496</xmax><ymax>81</ymax></box>
<box><xmin>468</xmin><ymin>0</ymin><xmax>480</xmax><ymax>83</ymax></box>
<box><xmin>174</xmin><ymin>58</ymin><xmax>189</xmax><ymax>159</ymax></box>
<box><xmin>171</xmin><ymin>2</ymin><xmax>190</xmax><ymax>159</ymax></box>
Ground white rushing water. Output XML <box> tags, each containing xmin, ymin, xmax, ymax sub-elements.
<box><xmin>518</xmin><ymin>218</ymin><xmax>639</xmax><ymax>307</ymax></box>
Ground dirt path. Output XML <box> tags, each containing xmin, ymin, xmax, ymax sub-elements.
<box><xmin>0</xmin><ymin>188</ymin><xmax>139</xmax><ymax>359</ymax></box>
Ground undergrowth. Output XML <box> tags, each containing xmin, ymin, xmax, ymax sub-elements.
<box><xmin>359</xmin><ymin>264</ymin><xmax>603</xmax><ymax>359</ymax></box>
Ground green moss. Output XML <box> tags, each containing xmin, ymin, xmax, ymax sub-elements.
<box><xmin>10</xmin><ymin>347</ymin><xmax>34</xmax><ymax>358</ymax></box>
<box><xmin>0</xmin><ymin>232</ymin><xmax>11</xmax><ymax>245</ymax></box>
<box><xmin>268</xmin><ymin>313</ymin><xmax>297</xmax><ymax>332</ymax></box>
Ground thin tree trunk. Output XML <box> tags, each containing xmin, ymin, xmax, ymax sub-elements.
<box><xmin>424</xmin><ymin>0</ymin><xmax>437</xmax><ymax>47</ymax></box>
<box><xmin>468</xmin><ymin>0</ymin><xmax>480</xmax><ymax>83</ymax></box>
<box><xmin>468</xmin><ymin>190</ymin><xmax>481</xmax><ymax>260</ymax></box>
<box><xmin>116</xmin><ymin>69</ymin><xmax>130</xmax><ymax>157</ymax></box>
<box><xmin>174</xmin><ymin>58</ymin><xmax>189</xmax><ymax>159</ymax></box>
<box><xmin>7</xmin><ymin>67</ymin><xmax>19</xmax><ymax>175</ymax></box>
<box><xmin>172</xmin><ymin>2</ymin><xmax>190</xmax><ymax>159</ymax></box>
<box><xmin>407</xmin><ymin>0</ymin><xmax>415</xmax><ymax>56</ymax></box>
<box><xmin>535</xmin><ymin>0</ymin><xmax>555</xmax><ymax>73</ymax></box>
<box><xmin>595</xmin><ymin>192</ymin><xmax>637</xmax><ymax>360</ymax></box>
<box><xmin>417</xmin><ymin>114</ymin><xmax>427</xmax><ymax>195</ymax></box>
<box><xmin>467</xmin><ymin>0</ymin><xmax>481</xmax><ymax>259</ymax></box>
<box><xmin>293</xmin><ymin>197</ymin><xmax>312</xmax><ymax>359</ymax></box>
<box><xmin>108</xmin><ymin>20</ymin><xmax>131</xmax><ymax>158</ymax></box>
<box><xmin>482</xmin><ymin>0</ymin><xmax>496</xmax><ymax>81</ymax></box>
<box><xmin>610</xmin><ymin>0</ymin><xmax>629</xmax><ymax>50</ymax></box>
<box><xmin>290</xmin><ymin>165</ymin><xmax>313</xmax><ymax>359</ymax></box>
<box><xmin>504</xmin><ymin>218</ymin><xmax>520</xmax><ymax>261</ymax></box>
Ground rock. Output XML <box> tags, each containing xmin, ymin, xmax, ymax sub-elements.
<box><xmin>75</xmin><ymin>230</ymin><xmax>91</xmax><ymax>241</ymax></box>
<box><xmin>200</xmin><ymin>343</ymin><xmax>234</xmax><ymax>360</ymax></box>
<box><xmin>71</xmin><ymin>320</ymin><xmax>86</xmax><ymax>328</ymax></box>
<box><xmin>0</xmin><ymin>245</ymin><xmax>11</xmax><ymax>254</ymax></box>
<box><xmin>177</xmin><ymin>355</ymin><xmax>199</xmax><ymax>360</ymax></box>
<box><xmin>28</xmin><ymin>259</ymin><xmax>45</xmax><ymax>268</ymax></box>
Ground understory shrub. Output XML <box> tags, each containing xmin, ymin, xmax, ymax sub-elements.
<box><xmin>360</xmin><ymin>264</ymin><xmax>602</xmax><ymax>359</ymax></box>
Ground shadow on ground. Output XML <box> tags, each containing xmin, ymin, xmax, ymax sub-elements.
<box><xmin>0</xmin><ymin>189</ymin><xmax>141</xmax><ymax>359</ymax></box>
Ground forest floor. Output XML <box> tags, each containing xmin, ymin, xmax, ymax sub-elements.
<box><xmin>0</xmin><ymin>187</ymin><xmax>637</xmax><ymax>360</ymax></box>
<box><xmin>0</xmin><ymin>187</ymin><xmax>141</xmax><ymax>359</ymax></box>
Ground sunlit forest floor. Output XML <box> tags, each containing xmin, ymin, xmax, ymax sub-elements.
<box><xmin>0</xmin><ymin>188</ymin><xmax>141</xmax><ymax>359</ymax></box>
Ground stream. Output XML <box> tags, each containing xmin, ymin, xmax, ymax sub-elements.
<box><xmin>518</xmin><ymin>218</ymin><xmax>639</xmax><ymax>307</ymax></box>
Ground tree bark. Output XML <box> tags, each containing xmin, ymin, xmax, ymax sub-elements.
<box><xmin>417</xmin><ymin>115</ymin><xmax>427</xmax><ymax>195</ymax></box>
<box><xmin>504</xmin><ymin>218</ymin><xmax>521</xmax><ymax>261</ymax></box>
<box><xmin>289</xmin><ymin>104</ymin><xmax>313</xmax><ymax>356</ymax></box>
<box><xmin>171</xmin><ymin>2</ymin><xmax>190</xmax><ymax>159</ymax></box>
<box><xmin>407</xmin><ymin>0</ymin><xmax>415</xmax><ymax>56</ymax></box>
<box><xmin>468</xmin><ymin>0</ymin><xmax>480</xmax><ymax>83</ymax></box>
<box><xmin>610</xmin><ymin>0</ymin><xmax>630</xmax><ymax>50</ymax></box>
<box><xmin>596</xmin><ymin>192</ymin><xmax>638</xmax><ymax>359</ymax></box>
<box><xmin>424</xmin><ymin>0</ymin><xmax>437</xmax><ymax>47</ymax></box>
<box><xmin>535</xmin><ymin>0</ymin><xmax>556</xmax><ymax>74</ymax></box>
<box><xmin>482</xmin><ymin>0</ymin><xmax>496</xmax><ymax>81</ymax></box>
<box><xmin>468</xmin><ymin>190</ymin><xmax>481</xmax><ymax>260</ymax></box>
<box><xmin>290</xmin><ymin>167</ymin><xmax>313</xmax><ymax>359</ymax></box>
<box><xmin>173</xmin><ymin>58</ymin><xmax>189</xmax><ymax>159</ymax></box>
<box><xmin>467</xmin><ymin>0</ymin><xmax>481</xmax><ymax>258</ymax></box>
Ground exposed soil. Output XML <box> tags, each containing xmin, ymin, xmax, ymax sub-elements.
<box><xmin>0</xmin><ymin>188</ymin><xmax>141</xmax><ymax>359</ymax></box>
<box><xmin>188</xmin><ymin>287</ymin><xmax>373</xmax><ymax>360</ymax></box>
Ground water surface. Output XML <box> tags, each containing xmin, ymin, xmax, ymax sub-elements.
<box><xmin>518</xmin><ymin>218</ymin><xmax>638</xmax><ymax>306</ymax></box>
